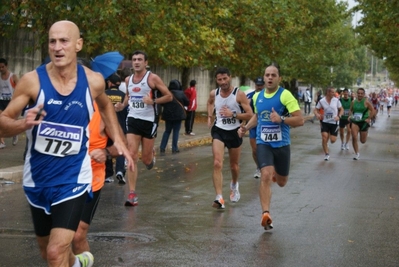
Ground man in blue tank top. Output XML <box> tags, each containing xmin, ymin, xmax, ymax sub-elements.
<box><xmin>0</xmin><ymin>20</ymin><xmax>133</xmax><ymax>267</ymax></box>
<box><xmin>246</xmin><ymin>77</ymin><xmax>265</xmax><ymax>178</ymax></box>
<box><xmin>207</xmin><ymin>67</ymin><xmax>253</xmax><ymax>210</ymax></box>
<box><xmin>238</xmin><ymin>63</ymin><xmax>304</xmax><ymax>231</ymax></box>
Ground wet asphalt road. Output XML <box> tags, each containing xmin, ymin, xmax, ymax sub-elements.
<box><xmin>1</xmin><ymin>111</ymin><xmax>399</xmax><ymax>267</ymax></box>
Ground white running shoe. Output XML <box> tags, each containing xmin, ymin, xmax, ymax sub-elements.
<box><xmin>324</xmin><ymin>154</ymin><xmax>330</xmax><ymax>161</ymax></box>
<box><xmin>344</xmin><ymin>143</ymin><xmax>350</xmax><ymax>150</ymax></box>
<box><xmin>0</xmin><ymin>143</ymin><xmax>5</xmax><ymax>149</ymax></box>
<box><xmin>76</xmin><ymin>251</ymin><xmax>94</xmax><ymax>267</ymax></box>
<box><xmin>253</xmin><ymin>168</ymin><xmax>261</xmax><ymax>179</ymax></box>
<box><xmin>116</xmin><ymin>171</ymin><xmax>126</xmax><ymax>185</ymax></box>
<box><xmin>341</xmin><ymin>144</ymin><xmax>345</xmax><ymax>150</ymax></box>
<box><xmin>12</xmin><ymin>135</ymin><xmax>18</xmax><ymax>146</ymax></box>
<box><xmin>230</xmin><ymin>182</ymin><xmax>240</xmax><ymax>202</ymax></box>
<box><xmin>353</xmin><ymin>153</ymin><xmax>360</xmax><ymax>160</ymax></box>
<box><xmin>212</xmin><ymin>196</ymin><xmax>225</xmax><ymax>209</ymax></box>
<box><xmin>105</xmin><ymin>176</ymin><xmax>114</xmax><ymax>183</ymax></box>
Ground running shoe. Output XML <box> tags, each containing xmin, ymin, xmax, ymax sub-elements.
<box><xmin>341</xmin><ymin>144</ymin><xmax>345</xmax><ymax>150</ymax></box>
<box><xmin>324</xmin><ymin>154</ymin><xmax>330</xmax><ymax>161</ymax></box>
<box><xmin>353</xmin><ymin>153</ymin><xmax>360</xmax><ymax>160</ymax></box>
<box><xmin>344</xmin><ymin>143</ymin><xmax>350</xmax><ymax>150</ymax></box>
<box><xmin>12</xmin><ymin>135</ymin><xmax>18</xmax><ymax>146</ymax></box>
<box><xmin>253</xmin><ymin>168</ymin><xmax>261</xmax><ymax>179</ymax></box>
<box><xmin>189</xmin><ymin>132</ymin><xmax>196</xmax><ymax>136</ymax></box>
<box><xmin>212</xmin><ymin>196</ymin><xmax>225</xmax><ymax>209</ymax></box>
<box><xmin>105</xmin><ymin>176</ymin><xmax>114</xmax><ymax>183</ymax></box>
<box><xmin>125</xmin><ymin>191</ymin><xmax>138</xmax><ymax>206</ymax></box>
<box><xmin>146</xmin><ymin>148</ymin><xmax>156</xmax><ymax>170</ymax></box>
<box><xmin>116</xmin><ymin>171</ymin><xmax>126</xmax><ymax>185</ymax></box>
<box><xmin>76</xmin><ymin>251</ymin><xmax>94</xmax><ymax>267</ymax></box>
<box><xmin>230</xmin><ymin>182</ymin><xmax>240</xmax><ymax>202</ymax></box>
<box><xmin>0</xmin><ymin>143</ymin><xmax>5</xmax><ymax>149</ymax></box>
<box><xmin>261</xmin><ymin>212</ymin><xmax>273</xmax><ymax>230</ymax></box>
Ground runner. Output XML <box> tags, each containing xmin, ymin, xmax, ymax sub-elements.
<box><xmin>314</xmin><ymin>87</ymin><xmax>343</xmax><ymax>161</ymax></box>
<box><xmin>370</xmin><ymin>92</ymin><xmax>379</xmax><ymax>125</ymax></box>
<box><xmin>115</xmin><ymin>50</ymin><xmax>173</xmax><ymax>206</ymax></box>
<box><xmin>386</xmin><ymin>93</ymin><xmax>394</xmax><ymax>117</ymax></box>
<box><xmin>246</xmin><ymin>77</ymin><xmax>265</xmax><ymax>178</ymax></box>
<box><xmin>339</xmin><ymin>88</ymin><xmax>352</xmax><ymax>150</ymax></box>
<box><xmin>207</xmin><ymin>67</ymin><xmax>253</xmax><ymax>209</ymax></box>
<box><xmin>349</xmin><ymin>88</ymin><xmax>374</xmax><ymax>160</ymax></box>
<box><xmin>238</xmin><ymin>63</ymin><xmax>304</xmax><ymax>230</ymax></box>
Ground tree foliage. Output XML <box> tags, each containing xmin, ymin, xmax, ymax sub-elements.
<box><xmin>0</xmin><ymin>0</ymin><xmax>366</xmax><ymax>88</ymax></box>
<box><xmin>354</xmin><ymin>0</ymin><xmax>399</xmax><ymax>85</ymax></box>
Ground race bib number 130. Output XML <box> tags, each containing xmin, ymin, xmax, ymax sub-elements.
<box><xmin>35</xmin><ymin>121</ymin><xmax>84</xmax><ymax>157</ymax></box>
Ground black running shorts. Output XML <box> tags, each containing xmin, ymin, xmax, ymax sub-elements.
<box><xmin>256</xmin><ymin>144</ymin><xmax>290</xmax><ymax>176</ymax></box>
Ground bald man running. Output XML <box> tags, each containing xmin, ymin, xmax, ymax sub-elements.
<box><xmin>0</xmin><ymin>20</ymin><xmax>133</xmax><ymax>267</ymax></box>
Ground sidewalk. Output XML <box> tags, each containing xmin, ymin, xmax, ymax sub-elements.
<box><xmin>0</xmin><ymin>115</ymin><xmax>212</xmax><ymax>183</ymax></box>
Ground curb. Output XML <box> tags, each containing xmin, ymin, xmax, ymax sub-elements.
<box><xmin>0</xmin><ymin>134</ymin><xmax>213</xmax><ymax>185</ymax></box>
<box><xmin>0</xmin><ymin>166</ymin><xmax>23</xmax><ymax>184</ymax></box>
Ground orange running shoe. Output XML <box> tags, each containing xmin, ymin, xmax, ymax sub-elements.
<box><xmin>261</xmin><ymin>212</ymin><xmax>273</xmax><ymax>230</ymax></box>
<box><xmin>212</xmin><ymin>197</ymin><xmax>225</xmax><ymax>209</ymax></box>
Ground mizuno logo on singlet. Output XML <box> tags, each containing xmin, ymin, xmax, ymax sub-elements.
<box><xmin>47</xmin><ymin>98</ymin><xmax>63</xmax><ymax>105</ymax></box>
<box><xmin>262</xmin><ymin>125</ymin><xmax>280</xmax><ymax>133</ymax></box>
<box><xmin>39</xmin><ymin>127</ymin><xmax>81</xmax><ymax>140</ymax></box>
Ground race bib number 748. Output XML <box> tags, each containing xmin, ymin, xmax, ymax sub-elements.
<box><xmin>35</xmin><ymin>121</ymin><xmax>84</xmax><ymax>157</ymax></box>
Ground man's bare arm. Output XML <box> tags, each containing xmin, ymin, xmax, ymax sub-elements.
<box><xmin>0</xmin><ymin>71</ymin><xmax>43</xmax><ymax>137</ymax></box>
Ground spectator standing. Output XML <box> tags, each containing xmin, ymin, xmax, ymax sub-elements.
<box><xmin>104</xmin><ymin>74</ymin><xmax>127</xmax><ymax>184</ymax></box>
<box><xmin>184</xmin><ymin>79</ymin><xmax>197</xmax><ymax>136</ymax></box>
<box><xmin>160</xmin><ymin>79</ymin><xmax>189</xmax><ymax>153</ymax></box>
<box><xmin>0</xmin><ymin>58</ymin><xmax>19</xmax><ymax>148</ymax></box>
<box><xmin>297</xmin><ymin>89</ymin><xmax>303</xmax><ymax>103</ymax></box>
<box><xmin>118</xmin><ymin>67</ymin><xmax>131</xmax><ymax>94</ymax></box>
<box><xmin>303</xmin><ymin>88</ymin><xmax>312</xmax><ymax>115</ymax></box>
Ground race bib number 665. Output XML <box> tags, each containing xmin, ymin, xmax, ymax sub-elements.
<box><xmin>35</xmin><ymin>121</ymin><xmax>84</xmax><ymax>157</ymax></box>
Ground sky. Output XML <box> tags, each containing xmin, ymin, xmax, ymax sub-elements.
<box><xmin>343</xmin><ymin>0</ymin><xmax>362</xmax><ymax>26</ymax></box>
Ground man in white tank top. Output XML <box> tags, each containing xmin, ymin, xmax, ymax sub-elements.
<box><xmin>0</xmin><ymin>58</ymin><xmax>19</xmax><ymax>148</ymax></box>
<box><xmin>115</xmin><ymin>50</ymin><xmax>172</xmax><ymax>207</ymax></box>
<box><xmin>206</xmin><ymin>67</ymin><xmax>253</xmax><ymax>209</ymax></box>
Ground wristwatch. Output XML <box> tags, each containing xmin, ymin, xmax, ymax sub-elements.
<box><xmin>105</xmin><ymin>148</ymin><xmax>112</xmax><ymax>160</ymax></box>
<box><xmin>232</xmin><ymin>111</ymin><xmax>237</xmax><ymax>118</ymax></box>
<box><xmin>280</xmin><ymin>116</ymin><xmax>286</xmax><ymax>122</ymax></box>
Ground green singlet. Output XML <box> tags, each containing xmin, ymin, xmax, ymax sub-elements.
<box><xmin>352</xmin><ymin>98</ymin><xmax>368</xmax><ymax>122</ymax></box>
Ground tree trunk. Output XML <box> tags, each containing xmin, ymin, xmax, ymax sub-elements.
<box><xmin>181</xmin><ymin>67</ymin><xmax>191</xmax><ymax>89</ymax></box>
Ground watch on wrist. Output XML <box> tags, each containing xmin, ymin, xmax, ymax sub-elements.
<box><xmin>280</xmin><ymin>116</ymin><xmax>286</xmax><ymax>122</ymax></box>
<box><xmin>105</xmin><ymin>148</ymin><xmax>112</xmax><ymax>160</ymax></box>
<box><xmin>153</xmin><ymin>99</ymin><xmax>156</xmax><ymax>105</ymax></box>
<box><xmin>232</xmin><ymin>111</ymin><xmax>237</xmax><ymax>118</ymax></box>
